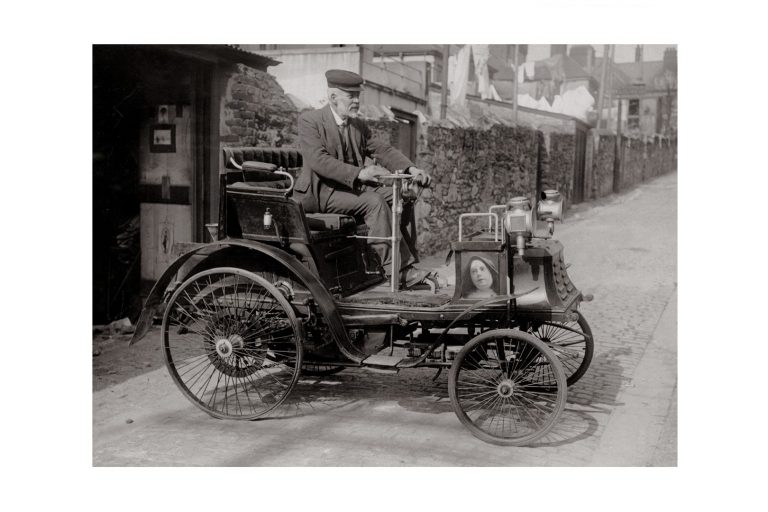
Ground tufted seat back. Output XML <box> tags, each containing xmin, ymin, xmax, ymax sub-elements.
<box><xmin>223</xmin><ymin>147</ymin><xmax>303</xmax><ymax>171</ymax></box>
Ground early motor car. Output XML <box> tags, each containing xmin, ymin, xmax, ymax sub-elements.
<box><xmin>130</xmin><ymin>146</ymin><xmax>593</xmax><ymax>446</ymax></box>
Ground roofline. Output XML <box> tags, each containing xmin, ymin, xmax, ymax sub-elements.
<box><xmin>374</xmin><ymin>49</ymin><xmax>444</xmax><ymax>59</ymax></box>
<box><xmin>158</xmin><ymin>44</ymin><xmax>281</xmax><ymax>68</ymax></box>
<box><xmin>253</xmin><ymin>46</ymin><xmax>359</xmax><ymax>57</ymax></box>
<box><xmin>615</xmin><ymin>88</ymin><xmax>677</xmax><ymax>99</ymax></box>
<box><xmin>364</xmin><ymin>79</ymin><xmax>427</xmax><ymax>105</ymax></box>
<box><xmin>428</xmin><ymin>83</ymin><xmax>591</xmax><ymax>130</ymax></box>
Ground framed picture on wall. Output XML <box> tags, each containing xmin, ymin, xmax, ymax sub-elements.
<box><xmin>150</xmin><ymin>123</ymin><xmax>176</xmax><ymax>153</ymax></box>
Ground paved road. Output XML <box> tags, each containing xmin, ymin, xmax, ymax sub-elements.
<box><xmin>93</xmin><ymin>172</ymin><xmax>677</xmax><ymax>466</ymax></box>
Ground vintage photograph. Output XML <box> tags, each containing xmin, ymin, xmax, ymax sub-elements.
<box><xmin>92</xmin><ymin>43</ymin><xmax>677</xmax><ymax>467</ymax></box>
<box><xmin>460</xmin><ymin>252</ymin><xmax>501</xmax><ymax>298</ymax></box>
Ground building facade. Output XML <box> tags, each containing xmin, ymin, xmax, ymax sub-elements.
<box><xmin>93</xmin><ymin>44</ymin><xmax>294</xmax><ymax>323</ymax></box>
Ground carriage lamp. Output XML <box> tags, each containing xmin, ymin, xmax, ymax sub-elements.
<box><xmin>263</xmin><ymin>208</ymin><xmax>273</xmax><ymax>230</ymax></box>
<box><xmin>537</xmin><ymin>189</ymin><xmax>563</xmax><ymax>236</ymax></box>
<box><xmin>504</xmin><ymin>197</ymin><xmax>533</xmax><ymax>257</ymax></box>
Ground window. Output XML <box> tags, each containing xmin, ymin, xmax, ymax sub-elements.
<box><xmin>656</xmin><ymin>97</ymin><xmax>664</xmax><ymax>133</ymax></box>
<box><xmin>627</xmin><ymin>98</ymin><xmax>640</xmax><ymax>130</ymax></box>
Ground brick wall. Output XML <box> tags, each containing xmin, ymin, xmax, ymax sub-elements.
<box><xmin>220</xmin><ymin>64</ymin><xmax>298</xmax><ymax>147</ymax></box>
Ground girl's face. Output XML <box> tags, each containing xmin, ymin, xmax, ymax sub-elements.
<box><xmin>470</xmin><ymin>259</ymin><xmax>493</xmax><ymax>291</ymax></box>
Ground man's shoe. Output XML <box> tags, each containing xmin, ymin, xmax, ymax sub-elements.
<box><xmin>400</xmin><ymin>266</ymin><xmax>431</xmax><ymax>289</ymax></box>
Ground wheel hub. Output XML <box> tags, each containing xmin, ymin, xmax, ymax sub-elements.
<box><xmin>214</xmin><ymin>334</ymin><xmax>244</xmax><ymax>358</ymax></box>
<box><xmin>214</xmin><ymin>338</ymin><xmax>232</xmax><ymax>358</ymax></box>
<box><xmin>497</xmin><ymin>379</ymin><xmax>515</xmax><ymax>398</ymax></box>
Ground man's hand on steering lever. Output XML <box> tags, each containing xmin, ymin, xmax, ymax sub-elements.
<box><xmin>357</xmin><ymin>164</ymin><xmax>392</xmax><ymax>185</ymax></box>
<box><xmin>407</xmin><ymin>167</ymin><xmax>431</xmax><ymax>187</ymax></box>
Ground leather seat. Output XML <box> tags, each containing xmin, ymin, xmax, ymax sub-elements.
<box><xmin>223</xmin><ymin>147</ymin><xmax>357</xmax><ymax>236</ymax></box>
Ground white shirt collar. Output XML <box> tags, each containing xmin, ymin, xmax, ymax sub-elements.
<box><xmin>330</xmin><ymin>106</ymin><xmax>345</xmax><ymax>126</ymax></box>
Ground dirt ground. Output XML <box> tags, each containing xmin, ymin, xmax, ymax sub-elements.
<box><xmin>92</xmin><ymin>326</ymin><xmax>165</xmax><ymax>392</ymax></box>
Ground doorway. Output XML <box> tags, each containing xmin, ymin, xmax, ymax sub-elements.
<box><xmin>92</xmin><ymin>46</ymin><xmax>213</xmax><ymax>324</ymax></box>
<box><xmin>391</xmin><ymin>108</ymin><xmax>418</xmax><ymax>161</ymax></box>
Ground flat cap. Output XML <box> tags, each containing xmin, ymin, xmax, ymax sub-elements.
<box><xmin>325</xmin><ymin>69</ymin><xmax>363</xmax><ymax>92</ymax></box>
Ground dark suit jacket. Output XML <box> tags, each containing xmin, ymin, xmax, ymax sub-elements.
<box><xmin>295</xmin><ymin>104</ymin><xmax>414</xmax><ymax>213</ymax></box>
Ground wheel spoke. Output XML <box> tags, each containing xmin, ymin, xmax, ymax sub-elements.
<box><xmin>530</xmin><ymin>314</ymin><xmax>593</xmax><ymax>387</ymax></box>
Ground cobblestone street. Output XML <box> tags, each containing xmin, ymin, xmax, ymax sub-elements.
<box><xmin>93</xmin><ymin>172</ymin><xmax>677</xmax><ymax>466</ymax></box>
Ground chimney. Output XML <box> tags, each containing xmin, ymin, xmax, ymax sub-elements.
<box><xmin>519</xmin><ymin>44</ymin><xmax>528</xmax><ymax>61</ymax></box>
<box><xmin>569</xmin><ymin>45</ymin><xmax>595</xmax><ymax>73</ymax></box>
<box><xmin>635</xmin><ymin>44</ymin><xmax>643</xmax><ymax>62</ymax></box>
<box><xmin>551</xmin><ymin>44</ymin><xmax>567</xmax><ymax>57</ymax></box>
<box><xmin>663</xmin><ymin>47</ymin><xmax>677</xmax><ymax>73</ymax></box>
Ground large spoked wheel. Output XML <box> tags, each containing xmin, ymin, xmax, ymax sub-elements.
<box><xmin>530</xmin><ymin>311</ymin><xmax>593</xmax><ymax>386</ymax></box>
<box><xmin>162</xmin><ymin>267</ymin><xmax>303</xmax><ymax>420</ymax></box>
<box><xmin>448</xmin><ymin>329</ymin><xmax>567</xmax><ymax>446</ymax></box>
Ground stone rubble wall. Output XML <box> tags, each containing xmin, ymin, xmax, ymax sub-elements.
<box><xmin>592</xmin><ymin>133</ymin><xmax>617</xmax><ymax>198</ymax></box>
<box><xmin>220</xmin><ymin>64</ymin><xmax>299</xmax><ymax>148</ymax></box>
<box><xmin>622</xmin><ymin>137</ymin><xmax>646</xmax><ymax>188</ymax></box>
<box><xmin>412</xmin><ymin>124</ymin><xmax>540</xmax><ymax>256</ymax></box>
<box><xmin>590</xmin><ymin>134</ymin><xmax>678</xmax><ymax>198</ymax></box>
<box><xmin>645</xmin><ymin>138</ymin><xmax>677</xmax><ymax>179</ymax></box>
<box><xmin>544</xmin><ymin>132</ymin><xmax>577</xmax><ymax>206</ymax></box>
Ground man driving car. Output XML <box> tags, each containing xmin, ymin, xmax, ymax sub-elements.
<box><xmin>294</xmin><ymin>69</ymin><xmax>432</xmax><ymax>288</ymax></box>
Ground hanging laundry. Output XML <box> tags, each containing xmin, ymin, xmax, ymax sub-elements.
<box><xmin>536</xmin><ymin>96</ymin><xmax>552</xmax><ymax>111</ymax></box>
<box><xmin>551</xmin><ymin>95</ymin><xmax>564</xmax><ymax>113</ymax></box>
<box><xmin>489</xmin><ymin>83</ymin><xmax>503</xmax><ymax>102</ymax></box>
<box><xmin>471</xmin><ymin>44</ymin><xmax>491</xmax><ymax>100</ymax></box>
<box><xmin>559</xmin><ymin>85</ymin><xmax>595</xmax><ymax>120</ymax></box>
<box><xmin>449</xmin><ymin>44</ymin><xmax>472</xmax><ymax>107</ymax></box>
<box><xmin>517</xmin><ymin>94</ymin><xmax>537</xmax><ymax>108</ymax></box>
<box><xmin>523</xmin><ymin>61</ymin><xmax>535</xmax><ymax>80</ymax></box>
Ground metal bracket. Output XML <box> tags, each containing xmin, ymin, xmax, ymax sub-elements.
<box><xmin>459</xmin><ymin>212</ymin><xmax>499</xmax><ymax>241</ymax></box>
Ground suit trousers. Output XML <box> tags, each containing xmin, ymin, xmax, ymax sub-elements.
<box><xmin>323</xmin><ymin>183</ymin><xmax>414</xmax><ymax>274</ymax></box>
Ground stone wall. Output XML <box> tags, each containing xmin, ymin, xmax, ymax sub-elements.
<box><xmin>621</xmin><ymin>137</ymin><xmax>646</xmax><ymax>188</ymax></box>
<box><xmin>366</xmin><ymin>119</ymin><xmax>402</xmax><ymax>157</ymax></box>
<box><xmin>220</xmin><ymin>64</ymin><xmax>298</xmax><ymax>147</ymax></box>
<box><xmin>592</xmin><ymin>133</ymin><xmax>617</xmax><ymax>198</ymax></box>
<box><xmin>646</xmin><ymin>139</ymin><xmax>676</xmax><ymax>179</ymax></box>
<box><xmin>588</xmin><ymin>132</ymin><xmax>677</xmax><ymax>199</ymax></box>
<box><xmin>544</xmin><ymin>132</ymin><xmax>577</xmax><ymax>205</ymax></box>
<box><xmin>413</xmin><ymin>124</ymin><xmax>540</xmax><ymax>256</ymax></box>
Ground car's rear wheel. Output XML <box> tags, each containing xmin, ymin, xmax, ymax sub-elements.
<box><xmin>162</xmin><ymin>267</ymin><xmax>303</xmax><ymax>419</ymax></box>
